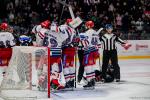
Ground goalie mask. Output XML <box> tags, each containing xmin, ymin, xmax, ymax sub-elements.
<box><xmin>19</xmin><ymin>35</ymin><xmax>32</xmax><ymax>46</ymax></box>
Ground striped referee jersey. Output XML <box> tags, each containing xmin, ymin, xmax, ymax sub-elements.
<box><xmin>99</xmin><ymin>33</ymin><xmax>126</xmax><ymax>51</ymax></box>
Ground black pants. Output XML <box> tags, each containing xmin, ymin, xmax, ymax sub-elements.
<box><xmin>77</xmin><ymin>49</ymin><xmax>85</xmax><ymax>82</ymax></box>
<box><xmin>102</xmin><ymin>49</ymin><xmax>120</xmax><ymax>80</ymax></box>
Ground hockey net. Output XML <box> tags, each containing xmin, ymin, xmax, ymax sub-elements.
<box><xmin>0</xmin><ymin>46</ymin><xmax>51</xmax><ymax>99</ymax></box>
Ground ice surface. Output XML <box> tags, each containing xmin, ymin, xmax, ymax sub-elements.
<box><xmin>0</xmin><ymin>59</ymin><xmax>150</xmax><ymax>100</ymax></box>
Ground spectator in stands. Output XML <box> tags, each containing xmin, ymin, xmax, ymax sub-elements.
<box><xmin>115</xmin><ymin>14</ymin><xmax>122</xmax><ymax>30</ymax></box>
<box><xmin>0</xmin><ymin>0</ymin><xmax>149</xmax><ymax>40</ymax></box>
<box><xmin>135</xmin><ymin>18</ymin><xmax>144</xmax><ymax>33</ymax></box>
<box><xmin>121</xmin><ymin>12</ymin><xmax>131</xmax><ymax>34</ymax></box>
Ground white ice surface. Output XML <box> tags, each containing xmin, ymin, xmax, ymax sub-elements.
<box><xmin>0</xmin><ymin>59</ymin><xmax>150</xmax><ymax>100</ymax></box>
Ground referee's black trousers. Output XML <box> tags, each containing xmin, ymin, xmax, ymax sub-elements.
<box><xmin>77</xmin><ymin>49</ymin><xmax>85</xmax><ymax>82</ymax></box>
<box><xmin>102</xmin><ymin>49</ymin><xmax>120</xmax><ymax>80</ymax></box>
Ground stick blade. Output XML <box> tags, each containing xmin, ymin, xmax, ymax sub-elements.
<box><xmin>58</xmin><ymin>0</ymin><xmax>69</xmax><ymax>6</ymax></box>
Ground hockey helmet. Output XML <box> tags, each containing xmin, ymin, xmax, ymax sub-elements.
<box><xmin>19</xmin><ymin>35</ymin><xmax>32</xmax><ymax>46</ymax></box>
<box><xmin>66</xmin><ymin>18</ymin><xmax>73</xmax><ymax>25</ymax></box>
<box><xmin>0</xmin><ymin>22</ymin><xmax>8</xmax><ymax>30</ymax></box>
<box><xmin>40</xmin><ymin>20</ymin><xmax>50</xmax><ymax>29</ymax></box>
<box><xmin>85</xmin><ymin>21</ymin><xmax>94</xmax><ymax>28</ymax></box>
<box><xmin>105</xmin><ymin>24</ymin><xmax>113</xmax><ymax>30</ymax></box>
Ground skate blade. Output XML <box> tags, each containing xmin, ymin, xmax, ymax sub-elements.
<box><xmin>51</xmin><ymin>88</ymin><xmax>74</xmax><ymax>93</ymax></box>
<box><xmin>84</xmin><ymin>86</ymin><xmax>95</xmax><ymax>90</ymax></box>
<box><xmin>96</xmin><ymin>81</ymin><xmax>105</xmax><ymax>84</ymax></box>
<box><xmin>62</xmin><ymin>88</ymin><xmax>74</xmax><ymax>91</ymax></box>
<box><xmin>51</xmin><ymin>88</ymin><xmax>61</xmax><ymax>93</ymax></box>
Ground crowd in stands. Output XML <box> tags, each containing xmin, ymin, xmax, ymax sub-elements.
<box><xmin>0</xmin><ymin>0</ymin><xmax>150</xmax><ymax>39</ymax></box>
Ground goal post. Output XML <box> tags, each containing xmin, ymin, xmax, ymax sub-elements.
<box><xmin>0</xmin><ymin>46</ymin><xmax>51</xmax><ymax>98</ymax></box>
<box><xmin>47</xmin><ymin>47</ymin><xmax>50</xmax><ymax>98</ymax></box>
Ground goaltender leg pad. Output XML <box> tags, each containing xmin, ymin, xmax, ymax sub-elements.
<box><xmin>50</xmin><ymin>48</ymin><xmax>66</xmax><ymax>90</ymax></box>
<box><xmin>0</xmin><ymin>48</ymin><xmax>12</xmax><ymax>66</ymax></box>
<box><xmin>50</xmin><ymin>47</ymin><xmax>62</xmax><ymax>72</ymax></box>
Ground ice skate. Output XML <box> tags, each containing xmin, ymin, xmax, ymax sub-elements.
<box><xmin>83</xmin><ymin>79</ymin><xmax>95</xmax><ymax>90</ymax></box>
<box><xmin>63</xmin><ymin>80</ymin><xmax>74</xmax><ymax>91</ymax></box>
<box><xmin>78</xmin><ymin>77</ymin><xmax>88</xmax><ymax>85</ymax></box>
<box><xmin>83</xmin><ymin>83</ymin><xmax>95</xmax><ymax>90</ymax></box>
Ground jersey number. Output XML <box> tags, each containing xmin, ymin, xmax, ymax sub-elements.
<box><xmin>43</xmin><ymin>37</ymin><xmax>58</xmax><ymax>47</ymax></box>
<box><xmin>91</xmin><ymin>37</ymin><xmax>98</xmax><ymax>45</ymax></box>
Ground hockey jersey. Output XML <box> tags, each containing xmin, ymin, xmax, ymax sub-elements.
<box><xmin>79</xmin><ymin>29</ymin><xmax>100</xmax><ymax>49</ymax></box>
<box><xmin>31</xmin><ymin>25</ymin><xmax>42</xmax><ymax>34</ymax></box>
<box><xmin>58</xmin><ymin>24</ymin><xmax>76</xmax><ymax>47</ymax></box>
<box><xmin>0</xmin><ymin>32</ymin><xmax>16</xmax><ymax>48</ymax></box>
<box><xmin>36</xmin><ymin>28</ymin><xmax>49</xmax><ymax>46</ymax></box>
<box><xmin>43</xmin><ymin>30</ymin><xmax>68</xmax><ymax>48</ymax></box>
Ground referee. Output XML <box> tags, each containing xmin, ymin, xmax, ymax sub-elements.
<box><xmin>77</xmin><ymin>40</ymin><xmax>85</xmax><ymax>83</ymax></box>
<box><xmin>99</xmin><ymin>24</ymin><xmax>127</xmax><ymax>82</ymax></box>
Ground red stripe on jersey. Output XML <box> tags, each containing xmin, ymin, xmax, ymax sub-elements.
<box><xmin>67</xmin><ymin>27</ymin><xmax>72</xmax><ymax>35</ymax></box>
<box><xmin>82</xmin><ymin>40</ymin><xmax>89</xmax><ymax>48</ymax></box>
<box><xmin>65</xmin><ymin>75</ymin><xmax>75</xmax><ymax>79</ymax></box>
<box><xmin>86</xmin><ymin>74</ymin><xmax>95</xmax><ymax>78</ymax></box>
<box><xmin>38</xmin><ymin>32</ymin><xmax>45</xmax><ymax>39</ymax></box>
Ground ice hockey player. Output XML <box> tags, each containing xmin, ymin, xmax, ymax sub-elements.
<box><xmin>80</xmin><ymin>20</ymin><xmax>100</xmax><ymax>89</ymax></box>
<box><xmin>0</xmin><ymin>22</ymin><xmax>16</xmax><ymax>48</ymax></box>
<box><xmin>42</xmin><ymin>22</ymin><xmax>70</xmax><ymax>91</ymax></box>
<box><xmin>99</xmin><ymin>24</ymin><xmax>131</xmax><ymax>82</ymax></box>
<box><xmin>59</xmin><ymin>18</ymin><xmax>76</xmax><ymax>90</ymax></box>
<box><xmin>32</xmin><ymin>20</ymin><xmax>50</xmax><ymax>34</ymax></box>
<box><xmin>32</xmin><ymin>20</ymin><xmax>50</xmax><ymax>46</ymax></box>
<box><xmin>95</xmin><ymin>60</ymin><xmax>114</xmax><ymax>83</ymax></box>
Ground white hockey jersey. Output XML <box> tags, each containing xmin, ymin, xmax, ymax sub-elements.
<box><xmin>36</xmin><ymin>28</ymin><xmax>49</xmax><ymax>46</ymax></box>
<box><xmin>43</xmin><ymin>30</ymin><xmax>68</xmax><ymax>48</ymax></box>
<box><xmin>79</xmin><ymin>29</ymin><xmax>100</xmax><ymax>49</ymax></box>
<box><xmin>31</xmin><ymin>25</ymin><xmax>42</xmax><ymax>34</ymax></box>
<box><xmin>0</xmin><ymin>32</ymin><xmax>16</xmax><ymax>48</ymax></box>
<box><xmin>58</xmin><ymin>24</ymin><xmax>76</xmax><ymax>46</ymax></box>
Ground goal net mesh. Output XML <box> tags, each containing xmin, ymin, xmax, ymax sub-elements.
<box><xmin>0</xmin><ymin>46</ymin><xmax>49</xmax><ymax>91</ymax></box>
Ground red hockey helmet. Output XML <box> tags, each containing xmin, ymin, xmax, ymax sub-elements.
<box><xmin>40</xmin><ymin>20</ymin><xmax>50</xmax><ymax>29</ymax></box>
<box><xmin>66</xmin><ymin>18</ymin><xmax>72</xmax><ymax>24</ymax></box>
<box><xmin>85</xmin><ymin>21</ymin><xmax>94</xmax><ymax>28</ymax></box>
<box><xmin>0</xmin><ymin>22</ymin><xmax>8</xmax><ymax>30</ymax></box>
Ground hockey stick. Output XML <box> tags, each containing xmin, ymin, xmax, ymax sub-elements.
<box><xmin>96</xmin><ymin>28</ymin><xmax>104</xmax><ymax>35</ymax></box>
<box><xmin>68</xmin><ymin>5</ymin><xmax>77</xmax><ymax>88</ymax></box>
<box><xmin>59</xmin><ymin>0</ymin><xmax>67</xmax><ymax>25</ymax></box>
<box><xmin>58</xmin><ymin>0</ymin><xmax>69</xmax><ymax>7</ymax></box>
<box><xmin>58</xmin><ymin>0</ymin><xmax>75</xmax><ymax>19</ymax></box>
<box><xmin>96</xmin><ymin>28</ymin><xmax>103</xmax><ymax>71</ymax></box>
